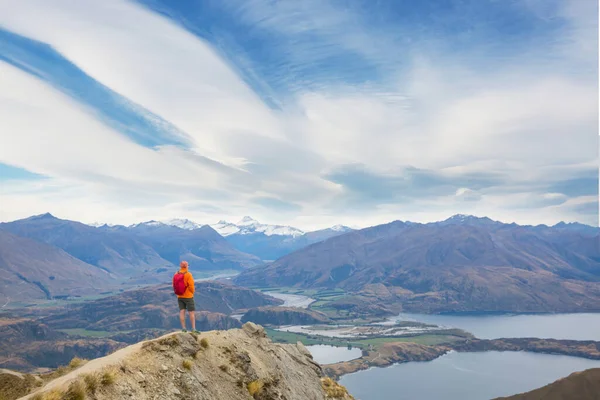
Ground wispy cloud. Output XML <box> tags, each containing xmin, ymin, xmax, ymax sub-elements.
<box><xmin>0</xmin><ymin>0</ymin><xmax>597</xmax><ymax>229</ymax></box>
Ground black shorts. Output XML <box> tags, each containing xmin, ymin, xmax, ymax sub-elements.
<box><xmin>178</xmin><ymin>297</ymin><xmax>196</xmax><ymax>311</ymax></box>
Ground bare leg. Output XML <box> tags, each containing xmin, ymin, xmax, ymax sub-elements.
<box><xmin>179</xmin><ymin>309</ymin><xmax>186</xmax><ymax>330</ymax></box>
<box><xmin>189</xmin><ymin>311</ymin><xmax>196</xmax><ymax>331</ymax></box>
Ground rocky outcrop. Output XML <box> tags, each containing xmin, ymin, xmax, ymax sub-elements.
<box><xmin>493</xmin><ymin>368</ymin><xmax>600</xmax><ymax>400</ymax></box>
<box><xmin>241</xmin><ymin>306</ymin><xmax>331</xmax><ymax>326</ymax></box>
<box><xmin>19</xmin><ymin>323</ymin><xmax>354</xmax><ymax>400</ymax></box>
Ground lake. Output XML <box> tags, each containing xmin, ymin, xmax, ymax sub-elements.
<box><xmin>339</xmin><ymin>351</ymin><xmax>600</xmax><ymax>400</ymax></box>
<box><xmin>392</xmin><ymin>312</ymin><xmax>600</xmax><ymax>340</ymax></box>
<box><xmin>306</xmin><ymin>345</ymin><xmax>362</xmax><ymax>364</ymax></box>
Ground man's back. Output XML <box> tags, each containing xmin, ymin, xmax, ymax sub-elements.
<box><xmin>176</xmin><ymin>265</ymin><xmax>195</xmax><ymax>298</ymax></box>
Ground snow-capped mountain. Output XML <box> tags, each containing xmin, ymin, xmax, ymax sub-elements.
<box><xmin>128</xmin><ymin>220</ymin><xmax>165</xmax><ymax>228</ymax></box>
<box><xmin>88</xmin><ymin>221</ymin><xmax>117</xmax><ymax>228</ymax></box>
<box><xmin>163</xmin><ymin>218</ymin><xmax>204</xmax><ymax>230</ymax></box>
<box><xmin>211</xmin><ymin>216</ymin><xmax>305</xmax><ymax>237</ymax></box>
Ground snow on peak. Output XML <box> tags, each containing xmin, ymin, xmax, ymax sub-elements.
<box><xmin>237</xmin><ymin>216</ymin><xmax>259</xmax><ymax>226</ymax></box>
<box><xmin>330</xmin><ymin>224</ymin><xmax>352</xmax><ymax>232</ymax></box>
<box><xmin>129</xmin><ymin>220</ymin><xmax>165</xmax><ymax>228</ymax></box>
<box><xmin>211</xmin><ymin>217</ymin><xmax>304</xmax><ymax>237</ymax></box>
<box><xmin>211</xmin><ymin>220</ymin><xmax>241</xmax><ymax>236</ymax></box>
<box><xmin>163</xmin><ymin>218</ymin><xmax>203</xmax><ymax>230</ymax></box>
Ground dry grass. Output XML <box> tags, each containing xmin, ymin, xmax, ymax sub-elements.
<box><xmin>200</xmin><ymin>337</ymin><xmax>209</xmax><ymax>349</ymax></box>
<box><xmin>100</xmin><ymin>368</ymin><xmax>117</xmax><ymax>386</ymax></box>
<box><xmin>159</xmin><ymin>336</ymin><xmax>180</xmax><ymax>347</ymax></box>
<box><xmin>34</xmin><ymin>389</ymin><xmax>63</xmax><ymax>400</ymax></box>
<box><xmin>68</xmin><ymin>357</ymin><xmax>86</xmax><ymax>369</ymax></box>
<box><xmin>182</xmin><ymin>359</ymin><xmax>193</xmax><ymax>370</ymax></box>
<box><xmin>0</xmin><ymin>371</ymin><xmax>42</xmax><ymax>400</ymax></box>
<box><xmin>247</xmin><ymin>380</ymin><xmax>264</xmax><ymax>397</ymax></box>
<box><xmin>321</xmin><ymin>377</ymin><xmax>353</xmax><ymax>399</ymax></box>
<box><xmin>64</xmin><ymin>380</ymin><xmax>87</xmax><ymax>400</ymax></box>
<box><xmin>83</xmin><ymin>373</ymin><xmax>99</xmax><ymax>394</ymax></box>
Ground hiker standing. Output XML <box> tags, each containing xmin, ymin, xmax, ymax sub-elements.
<box><xmin>172</xmin><ymin>261</ymin><xmax>198</xmax><ymax>333</ymax></box>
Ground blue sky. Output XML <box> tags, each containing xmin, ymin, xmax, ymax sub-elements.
<box><xmin>0</xmin><ymin>0</ymin><xmax>597</xmax><ymax>228</ymax></box>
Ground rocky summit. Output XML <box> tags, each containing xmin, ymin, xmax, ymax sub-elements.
<box><xmin>16</xmin><ymin>323</ymin><xmax>354</xmax><ymax>400</ymax></box>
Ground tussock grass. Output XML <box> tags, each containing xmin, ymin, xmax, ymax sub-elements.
<box><xmin>247</xmin><ymin>380</ymin><xmax>264</xmax><ymax>397</ymax></box>
<box><xmin>100</xmin><ymin>369</ymin><xmax>117</xmax><ymax>386</ymax></box>
<box><xmin>199</xmin><ymin>338</ymin><xmax>209</xmax><ymax>349</ymax></box>
<box><xmin>35</xmin><ymin>389</ymin><xmax>62</xmax><ymax>400</ymax></box>
<box><xmin>68</xmin><ymin>357</ymin><xmax>86</xmax><ymax>369</ymax></box>
<box><xmin>83</xmin><ymin>373</ymin><xmax>99</xmax><ymax>393</ymax></box>
<box><xmin>182</xmin><ymin>359</ymin><xmax>193</xmax><ymax>370</ymax></box>
<box><xmin>159</xmin><ymin>336</ymin><xmax>180</xmax><ymax>347</ymax></box>
<box><xmin>321</xmin><ymin>377</ymin><xmax>353</xmax><ymax>399</ymax></box>
<box><xmin>64</xmin><ymin>380</ymin><xmax>86</xmax><ymax>400</ymax></box>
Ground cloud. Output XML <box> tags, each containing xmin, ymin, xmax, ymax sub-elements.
<box><xmin>323</xmin><ymin>163</ymin><xmax>504</xmax><ymax>207</ymax></box>
<box><xmin>250</xmin><ymin>197</ymin><xmax>302</xmax><ymax>213</ymax></box>
<box><xmin>0</xmin><ymin>0</ymin><xmax>597</xmax><ymax>229</ymax></box>
<box><xmin>0</xmin><ymin>28</ymin><xmax>190</xmax><ymax>149</ymax></box>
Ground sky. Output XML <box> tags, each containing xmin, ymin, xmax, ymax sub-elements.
<box><xmin>0</xmin><ymin>0</ymin><xmax>598</xmax><ymax>230</ymax></box>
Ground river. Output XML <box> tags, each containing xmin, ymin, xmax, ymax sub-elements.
<box><xmin>263</xmin><ymin>292</ymin><xmax>316</xmax><ymax>308</ymax></box>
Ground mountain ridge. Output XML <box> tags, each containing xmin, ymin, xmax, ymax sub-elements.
<box><xmin>235</xmin><ymin>218</ymin><xmax>600</xmax><ymax>313</ymax></box>
<box><xmin>15</xmin><ymin>324</ymin><xmax>354</xmax><ymax>400</ymax></box>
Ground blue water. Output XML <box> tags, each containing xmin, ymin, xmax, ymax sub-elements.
<box><xmin>306</xmin><ymin>345</ymin><xmax>362</xmax><ymax>364</ymax></box>
<box><xmin>340</xmin><ymin>313</ymin><xmax>600</xmax><ymax>399</ymax></box>
<box><xmin>340</xmin><ymin>351</ymin><xmax>600</xmax><ymax>400</ymax></box>
<box><xmin>393</xmin><ymin>312</ymin><xmax>600</xmax><ymax>340</ymax></box>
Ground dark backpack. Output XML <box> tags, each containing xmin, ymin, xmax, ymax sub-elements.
<box><xmin>172</xmin><ymin>271</ymin><xmax>187</xmax><ymax>296</ymax></box>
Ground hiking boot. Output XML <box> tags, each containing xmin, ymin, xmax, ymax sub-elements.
<box><xmin>192</xmin><ymin>330</ymin><xmax>200</xmax><ymax>334</ymax></box>
<box><xmin>181</xmin><ymin>329</ymin><xmax>187</xmax><ymax>333</ymax></box>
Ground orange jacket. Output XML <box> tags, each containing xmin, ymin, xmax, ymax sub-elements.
<box><xmin>176</xmin><ymin>266</ymin><xmax>195</xmax><ymax>298</ymax></box>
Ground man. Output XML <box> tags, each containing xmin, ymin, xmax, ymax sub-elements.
<box><xmin>172</xmin><ymin>260</ymin><xmax>198</xmax><ymax>333</ymax></box>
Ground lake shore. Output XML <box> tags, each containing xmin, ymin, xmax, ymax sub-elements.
<box><xmin>323</xmin><ymin>337</ymin><xmax>600</xmax><ymax>379</ymax></box>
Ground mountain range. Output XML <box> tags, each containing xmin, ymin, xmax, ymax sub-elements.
<box><xmin>235</xmin><ymin>215</ymin><xmax>600</xmax><ymax>313</ymax></box>
<box><xmin>2</xmin><ymin>212</ymin><xmax>599</xmax><ymax>312</ymax></box>
<box><xmin>0</xmin><ymin>214</ymin><xmax>261</xmax><ymax>303</ymax></box>
<box><xmin>94</xmin><ymin>216</ymin><xmax>354</xmax><ymax>260</ymax></box>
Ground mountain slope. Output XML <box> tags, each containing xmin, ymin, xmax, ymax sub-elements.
<box><xmin>111</xmin><ymin>222</ymin><xmax>262</xmax><ymax>270</ymax></box>
<box><xmin>494</xmin><ymin>368</ymin><xmax>600</xmax><ymax>400</ymax></box>
<box><xmin>0</xmin><ymin>214</ymin><xmax>169</xmax><ymax>278</ymax></box>
<box><xmin>235</xmin><ymin>217</ymin><xmax>600</xmax><ymax>313</ymax></box>
<box><xmin>42</xmin><ymin>281</ymin><xmax>283</xmax><ymax>331</ymax></box>
<box><xmin>1</xmin><ymin>214</ymin><xmax>262</xmax><ymax>281</ymax></box>
<box><xmin>0</xmin><ymin>230</ymin><xmax>117</xmax><ymax>303</ymax></box>
<box><xmin>19</xmin><ymin>324</ymin><xmax>354</xmax><ymax>400</ymax></box>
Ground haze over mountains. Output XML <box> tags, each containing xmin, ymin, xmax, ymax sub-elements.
<box><xmin>236</xmin><ymin>215</ymin><xmax>600</xmax><ymax>313</ymax></box>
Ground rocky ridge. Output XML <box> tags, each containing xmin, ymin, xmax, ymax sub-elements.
<box><xmin>17</xmin><ymin>323</ymin><xmax>354</xmax><ymax>400</ymax></box>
